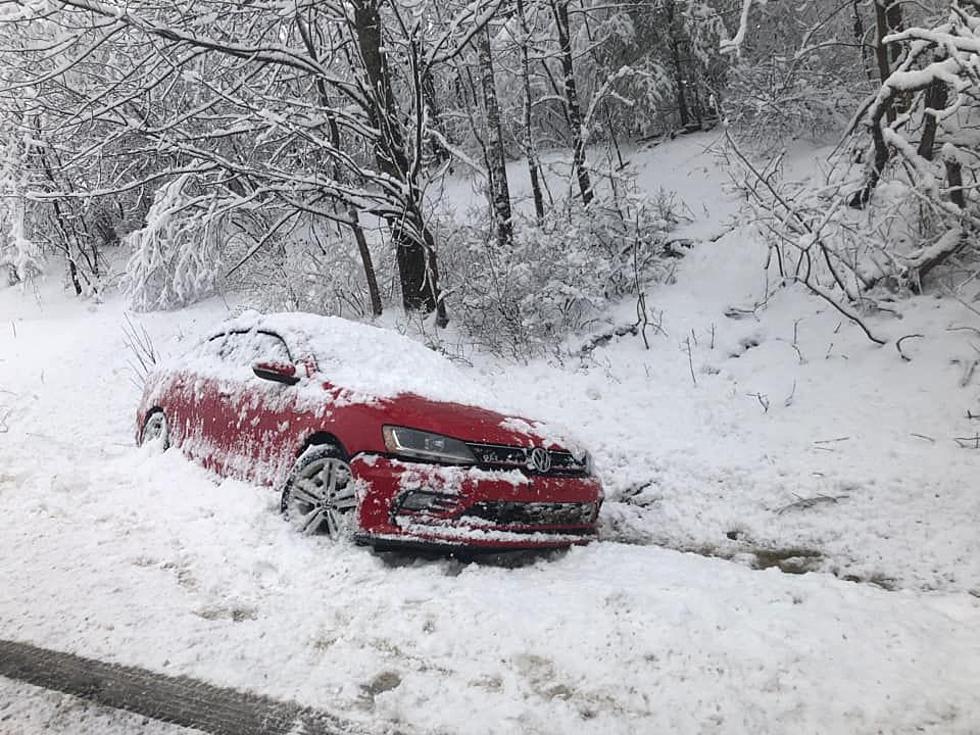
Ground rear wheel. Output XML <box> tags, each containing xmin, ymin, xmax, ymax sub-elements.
<box><xmin>280</xmin><ymin>445</ymin><xmax>357</xmax><ymax>537</ymax></box>
<box><xmin>140</xmin><ymin>410</ymin><xmax>169</xmax><ymax>451</ymax></box>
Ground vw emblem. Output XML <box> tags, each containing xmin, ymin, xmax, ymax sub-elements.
<box><xmin>529</xmin><ymin>447</ymin><xmax>552</xmax><ymax>473</ymax></box>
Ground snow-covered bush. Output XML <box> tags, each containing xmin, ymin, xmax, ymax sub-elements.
<box><xmin>724</xmin><ymin>59</ymin><xmax>860</xmax><ymax>147</ymax></box>
<box><xmin>724</xmin><ymin>0</ymin><xmax>980</xmax><ymax>344</ymax></box>
<box><xmin>226</xmin><ymin>217</ymin><xmax>387</xmax><ymax>319</ymax></box>
<box><xmin>441</xmin><ymin>183</ymin><xmax>678</xmax><ymax>356</ymax></box>
<box><xmin>124</xmin><ymin>174</ymin><xmax>223</xmax><ymax>311</ymax></box>
<box><xmin>0</xmin><ymin>133</ymin><xmax>41</xmax><ymax>285</ymax></box>
<box><xmin>0</xmin><ymin>197</ymin><xmax>41</xmax><ymax>286</ymax></box>
<box><xmin>847</xmin><ymin>0</ymin><xmax>980</xmax><ymax>283</ymax></box>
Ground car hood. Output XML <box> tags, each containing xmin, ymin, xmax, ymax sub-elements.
<box><xmin>367</xmin><ymin>392</ymin><xmax>573</xmax><ymax>451</ymax></box>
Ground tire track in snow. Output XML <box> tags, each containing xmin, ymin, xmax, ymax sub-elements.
<box><xmin>0</xmin><ymin>639</ymin><xmax>388</xmax><ymax>735</ymax></box>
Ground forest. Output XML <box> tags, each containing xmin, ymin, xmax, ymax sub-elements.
<box><xmin>1</xmin><ymin>0</ymin><xmax>976</xmax><ymax>352</ymax></box>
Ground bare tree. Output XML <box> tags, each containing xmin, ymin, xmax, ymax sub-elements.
<box><xmin>550</xmin><ymin>0</ymin><xmax>593</xmax><ymax>206</ymax></box>
<box><xmin>476</xmin><ymin>23</ymin><xmax>514</xmax><ymax>249</ymax></box>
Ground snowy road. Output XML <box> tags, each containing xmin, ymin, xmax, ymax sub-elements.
<box><xmin>0</xmin><ymin>676</ymin><xmax>200</xmax><ymax>735</ymax></box>
<box><xmin>0</xmin><ymin>638</ymin><xmax>354</xmax><ymax>734</ymax></box>
<box><xmin>1</xmin><ymin>286</ymin><xmax>979</xmax><ymax>733</ymax></box>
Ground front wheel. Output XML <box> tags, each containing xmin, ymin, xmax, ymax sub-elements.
<box><xmin>280</xmin><ymin>445</ymin><xmax>358</xmax><ymax>537</ymax></box>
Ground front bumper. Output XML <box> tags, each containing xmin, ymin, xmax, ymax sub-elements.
<box><xmin>349</xmin><ymin>455</ymin><xmax>602</xmax><ymax>550</ymax></box>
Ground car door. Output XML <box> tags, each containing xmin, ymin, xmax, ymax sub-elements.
<box><xmin>180</xmin><ymin>332</ymin><xmax>241</xmax><ymax>476</ymax></box>
<box><xmin>217</xmin><ymin>329</ymin><xmax>297</xmax><ymax>485</ymax></box>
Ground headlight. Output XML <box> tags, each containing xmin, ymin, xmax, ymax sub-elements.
<box><xmin>382</xmin><ymin>426</ymin><xmax>476</xmax><ymax>465</ymax></box>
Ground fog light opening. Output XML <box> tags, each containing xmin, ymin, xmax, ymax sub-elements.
<box><xmin>395</xmin><ymin>490</ymin><xmax>459</xmax><ymax>514</ymax></box>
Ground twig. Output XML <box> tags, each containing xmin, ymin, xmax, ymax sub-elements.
<box><xmin>910</xmin><ymin>432</ymin><xmax>935</xmax><ymax>442</ymax></box>
<box><xmin>813</xmin><ymin>436</ymin><xmax>850</xmax><ymax>444</ymax></box>
<box><xmin>683</xmin><ymin>336</ymin><xmax>697</xmax><ymax>386</ymax></box>
<box><xmin>784</xmin><ymin>380</ymin><xmax>796</xmax><ymax>407</ymax></box>
<box><xmin>636</xmin><ymin>291</ymin><xmax>650</xmax><ymax>350</ymax></box>
<box><xmin>790</xmin><ymin>318</ymin><xmax>806</xmax><ymax>364</ymax></box>
<box><xmin>777</xmin><ymin>494</ymin><xmax>848</xmax><ymax>514</ymax></box>
<box><xmin>959</xmin><ymin>359</ymin><xmax>979</xmax><ymax>388</ymax></box>
<box><xmin>747</xmin><ymin>391</ymin><xmax>769</xmax><ymax>413</ymax></box>
<box><xmin>122</xmin><ymin>314</ymin><xmax>158</xmax><ymax>388</ymax></box>
<box><xmin>947</xmin><ymin>325</ymin><xmax>980</xmax><ymax>337</ymax></box>
<box><xmin>953</xmin><ymin>434</ymin><xmax>980</xmax><ymax>449</ymax></box>
<box><xmin>724</xmin><ymin>306</ymin><xmax>758</xmax><ymax>320</ymax></box>
<box><xmin>896</xmin><ymin>333</ymin><xmax>924</xmax><ymax>362</ymax></box>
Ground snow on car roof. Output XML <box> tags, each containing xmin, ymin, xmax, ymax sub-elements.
<box><xmin>216</xmin><ymin>310</ymin><xmax>496</xmax><ymax>407</ymax></box>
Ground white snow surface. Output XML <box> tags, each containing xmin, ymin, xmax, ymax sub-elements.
<box><xmin>0</xmin><ymin>134</ymin><xmax>978</xmax><ymax>733</ymax></box>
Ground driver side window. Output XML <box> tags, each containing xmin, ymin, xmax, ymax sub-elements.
<box><xmin>222</xmin><ymin>331</ymin><xmax>291</xmax><ymax>368</ymax></box>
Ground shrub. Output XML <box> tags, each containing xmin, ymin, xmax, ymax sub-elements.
<box><xmin>440</xmin><ymin>181</ymin><xmax>678</xmax><ymax>356</ymax></box>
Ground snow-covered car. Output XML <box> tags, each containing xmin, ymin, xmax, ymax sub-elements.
<box><xmin>135</xmin><ymin>312</ymin><xmax>603</xmax><ymax>551</ymax></box>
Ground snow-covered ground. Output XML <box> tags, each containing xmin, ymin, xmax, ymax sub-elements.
<box><xmin>1</xmin><ymin>134</ymin><xmax>978</xmax><ymax>733</ymax></box>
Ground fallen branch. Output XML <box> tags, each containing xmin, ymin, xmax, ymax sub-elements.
<box><xmin>795</xmin><ymin>277</ymin><xmax>887</xmax><ymax>345</ymax></box>
<box><xmin>948</xmin><ymin>325</ymin><xmax>980</xmax><ymax>337</ymax></box>
<box><xmin>747</xmin><ymin>391</ymin><xmax>769</xmax><ymax>413</ymax></box>
<box><xmin>777</xmin><ymin>493</ymin><xmax>848</xmax><ymax>514</ymax></box>
<box><xmin>577</xmin><ymin>324</ymin><xmax>638</xmax><ymax>356</ymax></box>
<box><xmin>813</xmin><ymin>436</ymin><xmax>850</xmax><ymax>445</ymax></box>
<box><xmin>896</xmin><ymin>333</ymin><xmax>924</xmax><ymax>361</ymax></box>
<box><xmin>683</xmin><ymin>336</ymin><xmax>697</xmax><ymax>386</ymax></box>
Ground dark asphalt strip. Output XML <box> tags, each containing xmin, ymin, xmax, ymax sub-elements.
<box><xmin>0</xmin><ymin>639</ymin><xmax>379</xmax><ymax>735</ymax></box>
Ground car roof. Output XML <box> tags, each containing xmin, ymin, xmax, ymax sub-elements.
<box><xmin>209</xmin><ymin>311</ymin><xmax>496</xmax><ymax>407</ymax></box>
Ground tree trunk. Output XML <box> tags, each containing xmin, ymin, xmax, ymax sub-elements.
<box><xmin>551</xmin><ymin>0</ymin><xmax>593</xmax><ymax>206</ymax></box>
<box><xmin>853</xmin><ymin>0</ymin><xmax>875</xmax><ymax>82</ymax></box>
<box><xmin>665</xmin><ymin>0</ymin><xmax>691</xmax><ymax>129</ymax></box>
<box><xmin>946</xmin><ymin>158</ymin><xmax>965</xmax><ymax>209</ymax></box>
<box><xmin>298</xmin><ymin>15</ymin><xmax>383</xmax><ymax>317</ymax></box>
<box><xmin>916</xmin><ymin>78</ymin><xmax>947</xmax><ymax>161</ymax></box>
<box><xmin>350</xmin><ymin>0</ymin><xmax>444</xmax><ymax>320</ymax></box>
<box><xmin>516</xmin><ymin>0</ymin><xmax>545</xmax><ymax>223</ymax></box>
<box><xmin>850</xmin><ymin>104</ymin><xmax>891</xmax><ymax>208</ymax></box>
<box><xmin>874</xmin><ymin>0</ymin><xmax>904</xmax><ymax>123</ymax></box>
<box><xmin>32</xmin><ymin>128</ymin><xmax>85</xmax><ymax>295</ymax></box>
<box><xmin>476</xmin><ymin>25</ymin><xmax>514</xmax><ymax>249</ymax></box>
<box><xmin>422</xmin><ymin>71</ymin><xmax>450</xmax><ymax>165</ymax></box>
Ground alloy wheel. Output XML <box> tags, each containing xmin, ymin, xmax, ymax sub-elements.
<box><xmin>285</xmin><ymin>456</ymin><xmax>357</xmax><ymax>536</ymax></box>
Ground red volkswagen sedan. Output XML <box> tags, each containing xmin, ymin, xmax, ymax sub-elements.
<box><xmin>135</xmin><ymin>312</ymin><xmax>602</xmax><ymax>551</ymax></box>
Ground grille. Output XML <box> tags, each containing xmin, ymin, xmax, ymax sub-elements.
<box><xmin>466</xmin><ymin>442</ymin><xmax>588</xmax><ymax>477</ymax></box>
<box><xmin>462</xmin><ymin>501</ymin><xmax>597</xmax><ymax>527</ymax></box>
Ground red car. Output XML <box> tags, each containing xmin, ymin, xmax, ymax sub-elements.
<box><xmin>136</xmin><ymin>312</ymin><xmax>602</xmax><ymax>551</ymax></box>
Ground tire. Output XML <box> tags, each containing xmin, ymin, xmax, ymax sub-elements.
<box><xmin>140</xmin><ymin>410</ymin><xmax>169</xmax><ymax>451</ymax></box>
<box><xmin>280</xmin><ymin>444</ymin><xmax>358</xmax><ymax>537</ymax></box>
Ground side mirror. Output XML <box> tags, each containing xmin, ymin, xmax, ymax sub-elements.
<box><xmin>253</xmin><ymin>361</ymin><xmax>300</xmax><ymax>385</ymax></box>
